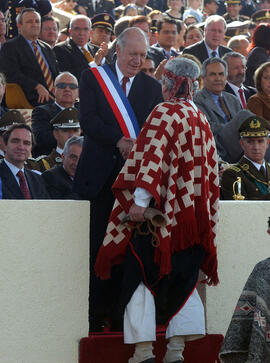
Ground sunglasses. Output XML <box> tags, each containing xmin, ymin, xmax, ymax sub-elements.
<box><xmin>56</xmin><ymin>82</ymin><xmax>78</xmax><ymax>89</ymax></box>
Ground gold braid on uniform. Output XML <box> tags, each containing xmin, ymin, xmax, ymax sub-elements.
<box><xmin>240</xmin><ymin>164</ymin><xmax>270</xmax><ymax>194</ymax></box>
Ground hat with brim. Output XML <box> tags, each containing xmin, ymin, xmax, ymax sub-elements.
<box><xmin>239</xmin><ymin>115</ymin><xmax>270</xmax><ymax>137</ymax></box>
<box><xmin>91</xmin><ymin>13</ymin><xmax>115</xmax><ymax>33</ymax></box>
<box><xmin>0</xmin><ymin>110</ymin><xmax>25</xmax><ymax>132</ymax></box>
<box><xmin>50</xmin><ymin>107</ymin><xmax>80</xmax><ymax>129</ymax></box>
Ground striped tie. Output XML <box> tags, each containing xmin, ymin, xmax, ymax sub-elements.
<box><xmin>32</xmin><ymin>41</ymin><xmax>54</xmax><ymax>93</ymax></box>
<box><xmin>81</xmin><ymin>47</ymin><xmax>93</xmax><ymax>63</ymax></box>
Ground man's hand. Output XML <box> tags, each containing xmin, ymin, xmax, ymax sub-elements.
<box><xmin>21</xmin><ymin>110</ymin><xmax>31</xmax><ymax>124</ymax></box>
<box><xmin>94</xmin><ymin>42</ymin><xmax>108</xmax><ymax>65</ymax></box>
<box><xmin>129</xmin><ymin>203</ymin><xmax>146</xmax><ymax>222</ymax></box>
<box><xmin>117</xmin><ymin>136</ymin><xmax>135</xmax><ymax>159</ymax></box>
<box><xmin>35</xmin><ymin>84</ymin><xmax>55</xmax><ymax>104</ymax></box>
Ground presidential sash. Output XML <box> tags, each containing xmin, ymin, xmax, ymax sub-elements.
<box><xmin>89</xmin><ymin>62</ymin><xmax>140</xmax><ymax>139</ymax></box>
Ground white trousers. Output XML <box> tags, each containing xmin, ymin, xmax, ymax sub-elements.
<box><xmin>124</xmin><ymin>282</ymin><xmax>205</xmax><ymax>344</ymax></box>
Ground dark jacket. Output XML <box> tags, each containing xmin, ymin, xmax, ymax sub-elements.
<box><xmin>0</xmin><ymin>35</ymin><xmax>59</xmax><ymax>106</ymax></box>
<box><xmin>74</xmin><ymin>64</ymin><xmax>163</xmax><ymax>199</ymax></box>
<box><xmin>182</xmin><ymin>40</ymin><xmax>232</xmax><ymax>64</ymax></box>
<box><xmin>0</xmin><ymin>160</ymin><xmax>49</xmax><ymax>199</ymax></box>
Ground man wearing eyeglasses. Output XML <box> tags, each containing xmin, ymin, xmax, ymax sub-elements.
<box><xmin>31</xmin><ymin>72</ymin><xmax>79</xmax><ymax>157</ymax></box>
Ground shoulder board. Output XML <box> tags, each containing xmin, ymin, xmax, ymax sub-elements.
<box><xmin>229</xmin><ymin>165</ymin><xmax>241</xmax><ymax>172</ymax></box>
<box><xmin>35</xmin><ymin>155</ymin><xmax>48</xmax><ymax>162</ymax></box>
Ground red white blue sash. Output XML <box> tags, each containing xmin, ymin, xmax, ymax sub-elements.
<box><xmin>89</xmin><ymin>62</ymin><xmax>140</xmax><ymax>138</ymax></box>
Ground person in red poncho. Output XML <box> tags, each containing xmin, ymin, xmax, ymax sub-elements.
<box><xmin>95</xmin><ymin>56</ymin><xmax>220</xmax><ymax>363</ymax></box>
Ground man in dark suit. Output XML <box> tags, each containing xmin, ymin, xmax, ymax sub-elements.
<box><xmin>148</xmin><ymin>18</ymin><xmax>179</xmax><ymax>68</ymax></box>
<box><xmin>31</xmin><ymin>71</ymin><xmax>79</xmax><ymax>157</ymax></box>
<box><xmin>42</xmin><ymin>135</ymin><xmax>83</xmax><ymax>199</ymax></box>
<box><xmin>0</xmin><ymin>123</ymin><xmax>49</xmax><ymax>199</ymax></box>
<box><xmin>0</xmin><ymin>8</ymin><xmax>59</xmax><ymax>107</ymax></box>
<box><xmin>54</xmin><ymin>15</ymin><xmax>95</xmax><ymax>82</ymax></box>
<box><xmin>183</xmin><ymin>15</ymin><xmax>231</xmax><ymax>64</ymax></box>
<box><xmin>194</xmin><ymin>57</ymin><xmax>243</xmax><ymax>162</ymax></box>
<box><xmin>221</xmin><ymin>115</ymin><xmax>270</xmax><ymax>200</ymax></box>
<box><xmin>74</xmin><ymin>27</ymin><xmax>163</xmax><ymax>332</ymax></box>
<box><xmin>223</xmin><ymin>51</ymin><xmax>256</xmax><ymax>109</ymax></box>
<box><xmin>76</xmin><ymin>0</ymin><xmax>115</xmax><ymax>18</ymax></box>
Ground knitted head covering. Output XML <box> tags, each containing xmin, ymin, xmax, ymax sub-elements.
<box><xmin>163</xmin><ymin>57</ymin><xmax>200</xmax><ymax>101</ymax></box>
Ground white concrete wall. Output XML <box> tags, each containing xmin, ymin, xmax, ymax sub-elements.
<box><xmin>205</xmin><ymin>201</ymin><xmax>270</xmax><ymax>336</ymax></box>
<box><xmin>0</xmin><ymin>200</ymin><xmax>89</xmax><ymax>363</ymax></box>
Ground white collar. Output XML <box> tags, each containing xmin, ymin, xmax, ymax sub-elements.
<box><xmin>56</xmin><ymin>146</ymin><xmax>63</xmax><ymax>155</ymax></box>
<box><xmin>244</xmin><ymin>156</ymin><xmax>265</xmax><ymax>171</ymax></box>
<box><xmin>4</xmin><ymin>158</ymin><xmax>24</xmax><ymax>178</ymax></box>
<box><xmin>227</xmin><ymin>81</ymin><xmax>243</xmax><ymax>94</ymax></box>
<box><xmin>115</xmin><ymin>61</ymin><xmax>135</xmax><ymax>84</ymax></box>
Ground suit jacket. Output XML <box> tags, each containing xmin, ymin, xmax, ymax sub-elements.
<box><xmin>224</xmin><ymin>83</ymin><xmax>256</xmax><ymax>105</ymax></box>
<box><xmin>31</xmin><ymin>102</ymin><xmax>61</xmax><ymax>157</ymax></box>
<box><xmin>245</xmin><ymin>47</ymin><xmax>269</xmax><ymax>88</ymax></box>
<box><xmin>0</xmin><ymin>35</ymin><xmax>59</xmax><ymax>106</ymax></box>
<box><xmin>0</xmin><ymin>160</ymin><xmax>49</xmax><ymax>199</ymax></box>
<box><xmin>221</xmin><ymin>156</ymin><xmax>270</xmax><ymax>200</ymax></box>
<box><xmin>182</xmin><ymin>40</ymin><xmax>231</xmax><ymax>64</ymax></box>
<box><xmin>194</xmin><ymin>88</ymin><xmax>242</xmax><ymax>161</ymax></box>
<box><xmin>247</xmin><ymin>92</ymin><xmax>270</xmax><ymax>122</ymax></box>
<box><xmin>148</xmin><ymin>45</ymin><xmax>179</xmax><ymax>68</ymax></box>
<box><xmin>74</xmin><ymin>64</ymin><xmax>163</xmax><ymax>199</ymax></box>
<box><xmin>53</xmin><ymin>38</ymin><xmax>96</xmax><ymax>81</ymax></box>
<box><xmin>42</xmin><ymin>165</ymin><xmax>78</xmax><ymax>199</ymax></box>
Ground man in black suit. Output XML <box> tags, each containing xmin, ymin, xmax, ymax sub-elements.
<box><xmin>31</xmin><ymin>71</ymin><xmax>79</xmax><ymax>157</ymax></box>
<box><xmin>54</xmin><ymin>15</ymin><xmax>95</xmax><ymax>82</ymax></box>
<box><xmin>74</xmin><ymin>27</ymin><xmax>163</xmax><ymax>331</ymax></box>
<box><xmin>183</xmin><ymin>15</ymin><xmax>231</xmax><ymax>64</ymax></box>
<box><xmin>42</xmin><ymin>135</ymin><xmax>83</xmax><ymax>199</ymax></box>
<box><xmin>148</xmin><ymin>18</ymin><xmax>179</xmax><ymax>68</ymax></box>
<box><xmin>0</xmin><ymin>8</ymin><xmax>58</xmax><ymax>107</ymax></box>
<box><xmin>223</xmin><ymin>51</ymin><xmax>256</xmax><ymax>109</ymax></box>
<box><xmin>0</xmin><ymin>123</ymin><xmax>49</xmax><ymax>199</ymax></box>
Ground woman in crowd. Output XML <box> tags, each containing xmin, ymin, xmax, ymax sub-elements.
<box><xmin>163</xmin><ymin>0</ymin><xmax>184</xmax><ymax>20</ymax></box>
<box><xmin>245</xmin><ymin>23</ymin><xmax>270</xmax><ymax>87</ymax></box>
<box><xmin>247</xmin><ymin>62</ymin><xmax>270</xmax><ymax>122</ymax></box>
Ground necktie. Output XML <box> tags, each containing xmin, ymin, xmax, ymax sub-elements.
<box><xmin>238</xmin><ymin>88</ymin><xmax>247</xmax><ymax>109</ymax></box>
<box><xmin>122</xmin><ymin>76</ymin><xmax>129</xmax><ymax>95</ymax></box>
<box><xmin>211</xmin><ymin>51</ymin><xmax>217</xmax><ymax>57</ymax></box>
<box><xmin>32</xmin><ymin>41</ymin><xmax>54</xmax><ymax>93</ymax></box>
<box><xmin>260</xmin><ymin>165</ymin><xmax>266</xmax><ymax>178</ymax></box>
<box><xmin>218</xmin><ymin>96</ymin><xmax>231</xmax><ymax>121</ymax></box>
<box><xmin>17</xmin><ymin>170</ymin><xmax>32</xmax><ymax>199</ymax></box>
<box><xmin>81</xmin><ymin>47</ymin><xmax>93</xmax><ymax>63</ymax></box>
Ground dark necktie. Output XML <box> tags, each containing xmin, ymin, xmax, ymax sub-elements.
<box><xmin>17</xmin><ymin>170</ymin><xmax>32</xmax><ymax>199</ymax></box>
<box><xmin>218</xmin><ymin>96</ymin><xmax>231</xmax><ymax>121</ymax></box>
<box><xmin>32</xmin><ymin>41</ymin><xmax>54</xmax><ymax>93</ymax></box>
<box><xmin>238</xmin><ymin>88</ymin><xmax>247</xmax><ymax>109</ymax></box>
<box><xmin>122</xmin><ymin>77</ymin><xmax>129</xmax><ymax>95</ymax></box>
<box><xmin>211</xmin><ymin>51</ymin><xmax>217</xmax><ymax>57</ymax></box>
<box><xmin>260</xmin><ymin>165</ymin><xmax>266</xmax><ymax>178</ymax></box>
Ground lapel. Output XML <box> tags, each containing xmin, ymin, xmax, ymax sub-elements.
<box><xmin>18</xmin><ymin>35</ymin><xmax>41</xmax><ymax>71</ymax></box>
<box><xmin>199</xmin><ymin>41</ymin><xmax>209</xmax><ymax>61</ymax></box>
<box><xmin>59</xmin><ymin>166</ymin><xmax>73</xmax><ymax>185</ymax></box>
<box><xmin>0</xmin><ymin>161</ymin><xmax>24</xmax><ymax>198</ymax></box>
<box><xmin>240</xmin><ymin>157</ymin><xmax>267</xmax><ymax>181</ymax></box>
<box><xmin>201</xmin><ymin>88</ymin><xmax>225</xmax><ymax>119</ymax></box>
<box><xmin>69</xmin><ymin>38</ymin><xmax>89</xmax><ymax>65</ymax></box>
<box><xmin>24</xmin><ymin>169</ymin><xmax>36</xmax><ymax>198</ymax></box>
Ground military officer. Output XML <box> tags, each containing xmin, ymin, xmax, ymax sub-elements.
<box><xmin>35</xmin><ymin>107</ymin><xmax>81</xmax><ymax>172</ymax></box>
<box><xmin>221</xmin><ymin>115</ymin><xmax>270</xmax><ymax>200</ymax></box>
<box><xmin>223</xmin><ymin>0</ymin><xmax>249</xmax><ymax>23</ymax></box>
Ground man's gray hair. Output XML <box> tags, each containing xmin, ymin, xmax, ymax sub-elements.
<box><xmin>162</xmin><ymin>57</ymin><xmax>200</xmax><ymax>92</ymax></box>
<box><xmin>55</xmin><ymin>72</ymin><xmax>78</xmax><ymax>86</ymax></box>
<box><xmin>201</xmin><ymin>57</ymin><xmax>228</xmax><ymax>77</ymax></box>
<box><xmin>205</xmin><ymin>15</ymin><xmax>227</xmax><ymax>31</ymax></box>
<box><xmin>63</xmin><ymin>135</ymin><xmax>84</xmax><ymax>156</ymax></box>
<box><xmin>117</xmin><ymin>27</ymin><xmax>149</xmax><ymax>49</ymax></box>
<box><xmin>222</xmin><ymin>51</ymin><xmax>246</xmax><ymax>66</ymax></box>
<box><xmin>70</xmin><ymin>15</ymin><xmax>91</xmax><ymax>30</ymax></box>
<box><xmin>16</xmin><ymin>7</ymin><xmax>40</xmax><ymax>25</ymax></box>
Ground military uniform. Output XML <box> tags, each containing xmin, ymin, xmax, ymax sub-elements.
<box><xmin>251</xmin><ymin>9</ymin><xmax>270</xmax><ymax>24</ymax></box>
<box><xmin>34</xmin><ymin>107</ymin><xmax>80</xmax><ymax>172</ymax></box>
<box><xmin>221</xmin><ymin>157</ymin><xmax>270</xmax><ymax>200</ymax></box>
<box><xmin>221</xmin><ymin>115</ymin><xmax>270</xmax><ymax>200</ymax></box>
<box><xmin>223</xmin><ymin>12</ymin><xmax>250</xmax><ymax>23</ymax></box>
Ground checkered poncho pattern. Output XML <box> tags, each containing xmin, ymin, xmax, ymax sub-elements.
<box><xmin>95</xmin><ymin>100</ymin><xmax>220</xmax><ymax>285</ymax></box>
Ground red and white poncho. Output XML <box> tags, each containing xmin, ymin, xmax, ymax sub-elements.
<box><xmin>95</xmin><ymin>99</ymin><xmax>220</xmax><ymax>285</ymax></box>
